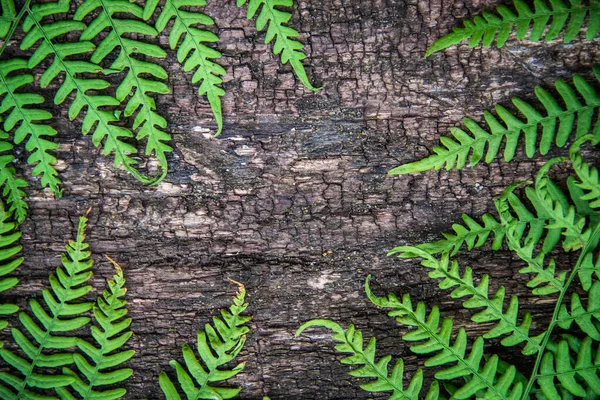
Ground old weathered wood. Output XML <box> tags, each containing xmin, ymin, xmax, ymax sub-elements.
<box><xmin>3</xmin><ymin>0</ymin><xmax>600</xmax><ymax>398</ymax></box>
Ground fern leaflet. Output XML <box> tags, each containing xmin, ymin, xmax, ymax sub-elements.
<box><xmin>296</xmin><ymin>319</ymin><xmax>441</xmax><ymax>399</ymax></box>
<box><xmin>557</xmin><ymin>279</ymin><xmax>600</xmax><ymax>341</ymax></box>
<box><xmin>0</xmin><ymin>58</ymin><xmax>60</xmax><ymax>196</ymax></box>
<box><xmin>389</xmin><ymin>71</ymin><xmax>600</xmax><ymax>175</ymax></box>
<box><xmin>156</xmin><ymin>0</ymin><xmax>226</xmax><ymax>136</ymax></box>
<box><xmin>364</xmin><ymin>277</ymin><xmax>524</xmax><ymax>399</ymax></box>
<box><xmin>159</xmin><ymin>281</ymin><xmax>252</xmax><ymax>400</ymax></box>
<box><xmin>20</xmin><ymin>0</ymin><xmax>155</xmax><ymax>184</ymax></box>
<box><xmin>74</xmin><ymin>0</ymin><xmax>172</xmax><ymax>181</ymax></box>
<box><xmin>237</xmin><ymin>0</ymin><xmax>319</xmax><ymax>91</ymax></box>
<box><xmin>426</xmin><ymin>0</ymin><xmax>600</xmax><ymax>57</ymax></box>
<box><xmin>570</xmin><ymin>135</ymin><xmax>600</xmax><ymax>209</ymax></box>
<box><xmin>57</xmin><ymin>257</ymin><xmax>134</xmax><ymax>400</ymax></box>
<box><xmin>537</xmin><ymin>336</ymin><xmax>600</xmax><ymax>398</ymax></box>
<box><xmin>0</xmin><ymin>0</ymin><xmax>17</xmax><ymax>39</ymax></box>
<box><xmin>0</xmin><ymin>215</ymin><xmax>94</xmax><ymax>399</ymax></box>
<box><xmin>0</xmin><ymin>200</ymin><xmax>23</xmax><ymax>338</ymax></box>
<box><xmin>0</xmin><ymin>128</ymin><xmax>27</xmax><ymax>223</ymax></box>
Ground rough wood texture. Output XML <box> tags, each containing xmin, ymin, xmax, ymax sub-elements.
<box><xmin>3</xmin><ymin>0</ymin><xmax>600</xmax><ymax>398</ymax></box>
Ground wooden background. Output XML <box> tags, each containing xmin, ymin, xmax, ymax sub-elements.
<box><xmin>5</xmin><ymin>0</ymin><xmax>600</xmax><ymax>398</ymax></box>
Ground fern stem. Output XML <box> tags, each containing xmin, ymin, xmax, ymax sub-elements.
<box><xmin>0</xmin><ymin>0</ymin><xmax>31</xmax><ymax>58</ymax></box>
<box><xmin>25</xmin><ymin>6</ymin><xmax>155</xmax><ymax>184</ymax></box>
<box><xmin>523</xmin><ymin>224</ymin><xmax>600</xmax><ymax>398</ymax></box>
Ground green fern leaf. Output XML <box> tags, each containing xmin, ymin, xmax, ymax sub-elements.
<box><xmin>74</xmin><ymin>0</ymin><xmax>172</xmax><ymax>182</ymax></box>
<box><xmin>296</xmin><ymin>319</ymin><xmax>437</xmax><ymax>399</ymax></box>
<box><xmin>0</xmin><ymin>200</ymin><xmax>23</xmax><ymax>337</ymax></box>
<box><xmin>390</xmin><ymin>213</ymin><xmax>505</xmax><ymax>257</ymax></box>
<box><xmin>156</xmin><ymin>0</ymin><xmax>226</xmax><ymax>136</ymax></box>
<box><xmin>537</xmin><ymin>336</ymin><xmax>600</xmax><ymax>399</ymax></box>
<box><xmin>0</xmin><ymin>58</ymin><xmax>61</xmax><ymax>196</ymax></box>
<box><xmin>0</xmin><ymin>0</ymin><xmax>16</xmax><ymax>39</ymax></box>
<box><xmin>364</xmin><ymin>277</ymin><xmax>523</xmax><ymax>399</ymax></box>
<box><xmin>159</xmin><ymin>281</ymin><xmax>252</xmax><ymax>400</ymax></box>
<box><xmin>426</xmin><ymin>0</ymin><xmax>600</xmax><ymax>57</ymax></box>
<box><xmin>237</xmin><ymin>0</ymin><xmax>319</xmax><ymax>91</ymax></box>
<box><xmin>389</xmin><ymin>249</ymin><xmax>545</xmax><ymax>355</ymax></box>
<box><xmin>389</xmin><ymin>73</ymin><xmax>600</xmax><ymax>175</ymax></box>
<box><xmin>570</xmin><ymin>135</ymin><xmax>600</xmax><ymax>210</ymax></box>
<box><xmin>0</xmin><ymin>215</ymin><xmax>94</xmax><ymax>399</ymax></box>
<box><xmin>495</xmin><ymin>186</ymin><xmax>568</xmax><ymax>295</ymax></box>
<box><xmin>557</xmin><ymin>279</ymin><xmax>600</xmax><ymax>340</ymax></box>
<box><xmin>20</xmin><ymin>1</ymin><xmax>154</xmax><ymax>185</ymax></box>
<box><xmin>56</xmin><ymin>257</ymin><xmax>134</xmax><ymax>400</ymax></box>
<box><xmin>0</xmin><ymin>127</ymin><xmax>27</xmax><ymax>223</ymax></box>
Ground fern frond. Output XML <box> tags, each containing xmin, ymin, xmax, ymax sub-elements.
<box><xmin>537</xmin><ymin>336</ymin><xmax>600</xmax><ymax>399</ymax></box>
<box><xmin>296</xmin><ymin>319</ymin><xmax>440</xmax><ymax>399</ymax></box>
<box><xmin>0</xmin><ymin>0</ymin><xmax>16</xmax><ymax>39</ymax></box>
<box><xmin>57</xmin><ymin>257</ymin><xmax>134</xmax><ymax>400</ymax></box>
<box><xmin>389</xmin><ymin>73</ymin><xmax>600</xmax><ymax>175</ymax></box>
<box><xmin>0</xmin><ymin>58</ymin><xmax>61</xmax><ymax>196</ymax></box>
<box><xmin>0</xmin><ymin>127</ymin><xmax>27</xmax><ymax>223</ymax></box>
<box><xmin>156</xmin><ymin>0</ymin><xmax>225</xmax><ymax>136</ymax></box>
<box><xmin>389</xmin><ymin>249</ymin><xmax>545</xmax><ymax>355</ymax></box>
<box><xmin>0</xmin><ymin>215</ymin><xmax>94</xmax><ymax>399</ymax></box>
<box><xmin>20</xmin><ymin>1</ymin><xmax>154</xmax><ymax>184</ymax></box>
<box><xmin>0</xmin><ymin>200</ymin><xmax>23</xmax><ymax>337</ymax></box>
<box><xmin>75</xmin><ymin>0</ymin><xmax>172</xmax><ymax>181</ymax></box>
<box><xmin>159</xmin><ymin>281</ymin><xmax>252</xmax><ymax>400</ymax></box>
<box><xmin>237</xmin><ymin>0</ymin><xmax>319</xmax><ymax>91</ymax></box>
<box><xmin>364</xmin><ymin>277</ymin><xmax>524</xmax><ymax>399</ymax></box>
<box><xmin>527</xmin><ymin>157</ymin><xmax>592</xmax><ymax>251</ymax></box>
<box><xmin>495</xmin><ymin>185</ymin><xmax>568</xmax><ymax>295</ymax></box>
<box><xmin>557</xmin><ymin>280</ymin><xmax>600</xmax><ymax>340</ymax></box>
<box><xmin>426</xmin><ymin>0</ymin><xmax>600</xmax><ymax>57</ymax></box>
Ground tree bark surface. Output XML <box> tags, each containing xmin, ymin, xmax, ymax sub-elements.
<box><xmin>5</xmin><ymin>0</ymin><xmax>600</xmax><ymax>398</ymax></box>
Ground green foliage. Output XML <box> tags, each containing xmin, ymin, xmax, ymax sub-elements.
<box><xmin>155</xmin><ymin>0</ymin><xmax>225</xmax><ymax>136</ymax></box>
<box><xmin>0</xmin><ymin>128</ymin><xmax>27</xmax><ymax>223</ymax></box>
<box><xmin>159</xmin><ymin>281</ymin><xmax>252</xmax><ymax>400</ymax></box>
<box><xmin>0</xmin><ymin>58</ymin><xmax>60</xmax><ymax>196</ymax></box>
<box><xmin>1</xmin><ymin>0</ymin><xmax>318</xmax><ymax>194</ymax></box>
<box><xmin>0</xmin><ymin>215</ymin><xmax>94</xmax><ymax>399</ymax></box>
<box><xmin>74</xmin><ymin>0</ymin><xmax>171</xmax><ymax>181</ymax></box>
<box><xmin>57</xmin><ymin>257</ymin><xmax>134</xmax><ymax>400</ymax></box>
<box><xmin>426</xmin><ymin>0</ymin><xmax>600</xmax><ymax>57</ymax></box>
<box><xmin>296</xmin><ymin>319</ymin><xmax>441</xmax><ymax>399</ymax></box>
<box><xmin>389</xmin><ymin>68</ymin><xmax>600</xmax><ymax>175</ymax></box>
<box><xmin>236</xmin><ymin>0</ymin><xmax>320</xmax><ymax>91</ymax></box>
<box><xmin>0</xmin><ymin>200</ymin><xmax>23</xmax><ymax>337</ymax></box>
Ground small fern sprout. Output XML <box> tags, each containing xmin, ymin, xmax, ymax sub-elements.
<box><xmin>0</xmin><ymin>215</ymin><xmax>94</xmax><ymax>399</ymax></box>
<box><xmin>236</xmin><ymin>0</ymin><xmax>320</xmax><ymax>92</ymax></box>
<box><xmin>159</xmin><ymin>280</ymin><xmax>252</xmax><ymax>400</ymax></box>
<box><xmin>426</xmin><ymin>0</ymin><xmax>600</xmax><ymax>57</ymax></box>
